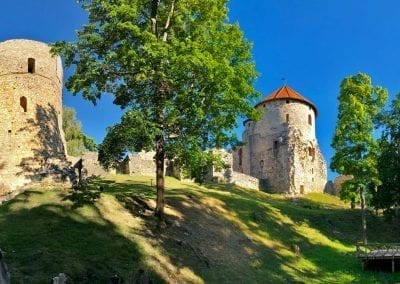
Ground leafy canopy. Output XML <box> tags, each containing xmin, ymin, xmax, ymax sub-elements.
<box><xmin>372</xmin><ymin>94</ymin><xmax>400</xmax><ymax>212</ymax></box>
<box><xmin>63</xmin><ymin>106</ymin><xmax>97</xmax><ymax>156</ymax></box>
<box><xmin>331</xmin><ymin>73</ymin><xmax>387</xmax><ymax>202</ymax></box>
<box><xmin>53</xmin><ymin>0</ymin><xmax>259</xmax><ymax>173</ymax></box>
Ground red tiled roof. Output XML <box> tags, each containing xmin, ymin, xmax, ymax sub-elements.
<box><xmin>255</xmin><ymin>85</ymin><xmax>318</xmax><ymax>116</ymax></box>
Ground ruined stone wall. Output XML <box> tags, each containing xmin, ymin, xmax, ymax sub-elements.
<box><xmin>231</xmin><ymin>171</ymin><xmax>260</xmax><ymax>190</ymax></box>
<box><xmin>205</xmin><ymin>149</ymin><xmax>261</xmax><ymax>190</ymax></box>
<box><xmin>205</xmin><ymin>149</ymin><xmax>233</xmax><ymax>182</ymax></box>
<box><xmin>68</xmin><ymin>152</ymin><xmax>111</xmax><ymax>179</ymax></box>
<box><xmin>288</xmin><ymin>127</ymin><xmax>327</xmax><ymax>194</ymax></box>
<box><xmin>0</xmin><ymin>39</ymin><xmax>67</xmax><ymax>191</ymax></box>
<box><xmin>119</xmin><ymin>151</ymin><xmax>156</xmax><ymax>176</ymax></box>
<box><xmin>233</xmin><ymin>99</ymin><xmax>326</xmax><ymax>194</ymax></box>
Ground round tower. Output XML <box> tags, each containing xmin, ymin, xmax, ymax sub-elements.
<box><xmin>254</xmin><ymin>85</ymin><xmax>317</xmax><ymax>142</ymax></box>
<box><xmin>234</xmin><ymin>85</ymin><xmax>327</xmax><ymax>194</ymax></box>
<box><xmin>0</xmin><ymin>39</ymin><xmax>67</xmax><ymax>190</ymax></box>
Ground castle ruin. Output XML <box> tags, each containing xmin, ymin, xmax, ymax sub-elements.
<box><xmin>232</xmin><ymin>85</ymin><xmax>327</xmax><ymax>194</ymax></box>
<box><xmin>0</xmin><ymin>39</ymin><xmax>68</xmax><ymax>194</ymax></box>
<box><xmin>0</xmin><ymin>39</ymin><xmax>327</xmax><ymax>196</ymax></box>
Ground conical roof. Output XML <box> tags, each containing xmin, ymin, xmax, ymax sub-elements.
<box><xmin>255</xmin><ymin>85</ymin><xmax>318</xmax><ymax>116</ymax></box>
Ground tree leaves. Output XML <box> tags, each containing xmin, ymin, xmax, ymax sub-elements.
<box><xmin>331</xmin><ymin>73</ymin><xmax>387</xmax><ymax>202</ymax></box>
<box><xmin>53</xmin><ymin>0</ymin><xmax>259</xmax><ymax>171</ymax></box>
<box><xmin>62</xmin><ymin>106</ymin><xmax>97</xmax><ymax>156</ymax></box>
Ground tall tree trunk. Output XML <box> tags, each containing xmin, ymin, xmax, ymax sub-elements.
<box><xmin>155</xmin><ymin>135</ymin><xmax>165</xmax><ymax>219</ymax></box>
<box><xmin>360</xmin><ymin>187</ymin><xmax>367</xmax><ymax>245</ymax></box>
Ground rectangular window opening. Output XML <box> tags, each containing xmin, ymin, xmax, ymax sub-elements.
<box><xmin>28</xmin><ymin>58</ymin><xmax>35</xmax><ymax>73</ymax></box>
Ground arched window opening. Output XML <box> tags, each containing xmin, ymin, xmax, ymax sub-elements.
<box><xmin>28</xmin><ymin>58</ymin><xmax>35</xmax><ymax>73</ymax></box>
<box><xmin>20</xmin><ymin>96</ymin><xmax>27</xmax><ymax>112</ymax></box>
<box><xmin>286</xmin><ymin>100</ymin><xmax>290</xmax><ymax>104</ymax></box>
<box><xmin>286</xmin><ymin>114</ymin><xmax>289</xmax><ymax>123</ymax></box>
<box><xmin>308</xmin><ymin>114</ymin><xmax>312</xmax><ymax>125</ymax></box>
<box><xmin>238</xmin><ymin>148</ymin><xmax>243</xmax><ymax>166</ymax></box>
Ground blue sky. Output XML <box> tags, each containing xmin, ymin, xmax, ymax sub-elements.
<box><xmin>1</xmin><ymin>1</ymin><xmax>400</xmax><ymax>180</ymax></box>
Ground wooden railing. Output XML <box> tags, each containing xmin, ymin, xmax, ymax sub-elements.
<box><xmin>356</xmin><ymin>243</ymin><xmax>400</xmax><ymax>272</ymax></box>
<box><xmin>356</xmin><ymin>243</ymin><xmax>400</xmax><ymax>257</ymax></box>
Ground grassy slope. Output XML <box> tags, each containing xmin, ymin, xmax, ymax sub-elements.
<box><xmin>0</xmin><ymin>174</ymin><xmax>399</xmax><ymax>283</ymax></box>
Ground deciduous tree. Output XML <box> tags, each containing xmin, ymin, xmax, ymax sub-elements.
<box><xmin>331</xmin><ymin>73</ymin><xmax>387</xmax><ymax>244</ymax></box>
<box><xmin>63</xmin><ymin>106</ymin><xmax>97</xmax><ymax>156</ymax></box>
<box><xmin>53</xmin><ymin>0</ymin><xmax>259</xmax><ymax>219</ymax></box>
<box><xmin>372</xmin><ymin>94</ymin><xmax>400</xmax><ymax>214</ymax></box>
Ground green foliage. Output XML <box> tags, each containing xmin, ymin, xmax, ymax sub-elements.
<box><xmin>62</xmin><ymin>106</ymin><xmax>97</xmax><ymax>156</ymax></box>
<box><xmin>331</xmin><ymin>73</ymin><xmax>387</xmax><ymax>202</ymax></box>
<box><xmin>98</xmin><ymin>109</ymin><xmax>161</xmax><ymax>168</ymax></box>
<box><xmin>372</xmin><ymin>94</ymin><xmax>400</xmax><ymax>212</ymax></box>
<box><xmin>52</xmin><ymin>0</ymin><xmax>259</xmax><ymax>170</ymax></box>
<box><xmin>178</xmin><ymin>149</ymin><xmax>227</xmax><ymax>182</ymax></box>
<box><xmin>2</xmin><ymin>176</ymin><xmax>400</xmax><ymax>282</ymax></box>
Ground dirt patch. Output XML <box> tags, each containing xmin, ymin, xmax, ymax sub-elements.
<box><xmin>120</xmin><ymin>192</ymin><xmax>260</xmax><ymax>281</ymax></box>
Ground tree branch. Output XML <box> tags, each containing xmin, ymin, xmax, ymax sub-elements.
<box><xmin>163</xmin><ymin>0</ymin><xmax>176</xmax><ymax>42</ymax></box>
<box><xmin>150</xmin><ymin>0</ymin><xmax>159</xmax><ymax>35</ymax></box>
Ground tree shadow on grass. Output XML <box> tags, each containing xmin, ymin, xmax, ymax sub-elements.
<box><xmin>57</xmin><ymin>175</ymin><xmax>400</xmax><ymax>283</ymax></box>
<box><xmin>195</xmin><ymin>183</ymin><xmax>400</xmax><ymax>283</ymax></box>
<box><xmin>86</xmin><ymin>176</ymin><xmax>319</xmax><ymax>282</ymax></box>
<box><xmin>62</xmin><ymin>177</ymin><xmax>156</xmax><ymax>210</ymax></box>
<box><xmin>0</xmin><ymin>189</ymin><xmax>155</xmax><ymax>283</ymax></box>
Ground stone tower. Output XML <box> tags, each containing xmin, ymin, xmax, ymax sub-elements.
<box><xmin>232</xmin><ymin>85</ymin><xmax>327</xmax><ymax>194</ymax></box>
<box><xmin>0</xmin><ymin>39</ymin><xmax>67</xmax><ymax>191</ymax></box>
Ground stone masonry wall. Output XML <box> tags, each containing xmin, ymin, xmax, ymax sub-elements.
<box><xmin>231</xmin><ymin>171</ymin><xmax>260</xmax><ymax>190</ymax></box>
<box><xmin>288</xmin><ymin>127</ymin><xmax>327</xmax><ymax>194</ymax></box>
<box><xmin>0</xmin><ymin>39</ymin><xmax>67</xmax><ymax>192</ymax></box>
<box><xmin>68</xmin><ymin>152</ymin><xmax>111</xmax><ymax>179</ymax></box>
<box><xmin>233</xmin><ymin>98</ymin><xmax>327</xmax><ymax>194</ymax></box>
<box><xmin>118</xmin><ymin>151</ymin><xmax>157</xmax><ymax>176</ymax></box>
<box><xmin>205</xmin><ymin>149</ymin><xmax>232</xmax><ymax>182</ymax></box>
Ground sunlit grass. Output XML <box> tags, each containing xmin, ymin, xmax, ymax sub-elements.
<box><xmin>0</xmin><ymin>174</ymin><xmax>399</xmax><ymax>283</ymax></box>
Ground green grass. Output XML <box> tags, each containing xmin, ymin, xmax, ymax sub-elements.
<box><xmin>0</xmin><ymin>174</ymin><xmax>399</xmax><ymax>283</ymax></box>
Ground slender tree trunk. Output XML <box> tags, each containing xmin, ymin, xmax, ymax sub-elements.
<box><xmin>162</xmin><ymin>0</ymin><xmax>176</xmax><ymax>42</ymax></box>
<box><xmin>150</xmin><ymin>0</ymin><xmax>176</xmax><ymax>220</ymax></box>
<box><xmin>359</xmin><ymin>187</ymin><xmax>367</xmax><ymax>245</ymax></box>
<box><xmin>150</xmin><ymin>0</ymin><xmax>159</xmax><ymax>35</ymax></box>
<box><xmin>155</xmin><ymin>135</ymin><xmax>165</xmax><ymax>219</ymax></box>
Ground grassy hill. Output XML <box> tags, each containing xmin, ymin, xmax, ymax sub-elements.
<box><xmin>0</xmin><ymin>175</ymin><xmax>399</xmax><ymax>283</ymax></box>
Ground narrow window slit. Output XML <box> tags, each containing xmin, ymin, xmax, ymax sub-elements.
<box><xmin>28</xmin><ymin>58</ymin><xmax>35</xmax><ymax>73</ymax></box>
<box><xmin>20</xmin><ymin>96</ymin><xmax>27</xmax><ymax>112</ymax></box>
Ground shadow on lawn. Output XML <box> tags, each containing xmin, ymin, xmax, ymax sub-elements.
<box><xmin>0</xmin><ymin>190</ymin><xmax>148</xmax><ymax>283</ymax></box>
<box><xmin>200</xmin><ymin>183</ymin><xmax>400</xmax><ymax>283</ymax></box>
<box><xmin>70</xmin><ymin>177</ymin><xmax>350</xmax><ymax>282</ymax></box>
<box><xmin>60</xmin><ymin>176</ymin><xmax>400</xmax><ymax>283</ymax></box>
<box><xmin>63</xmin><ymin>177</ymin><xmax>156</xmax><ymax>210</ymax></box>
